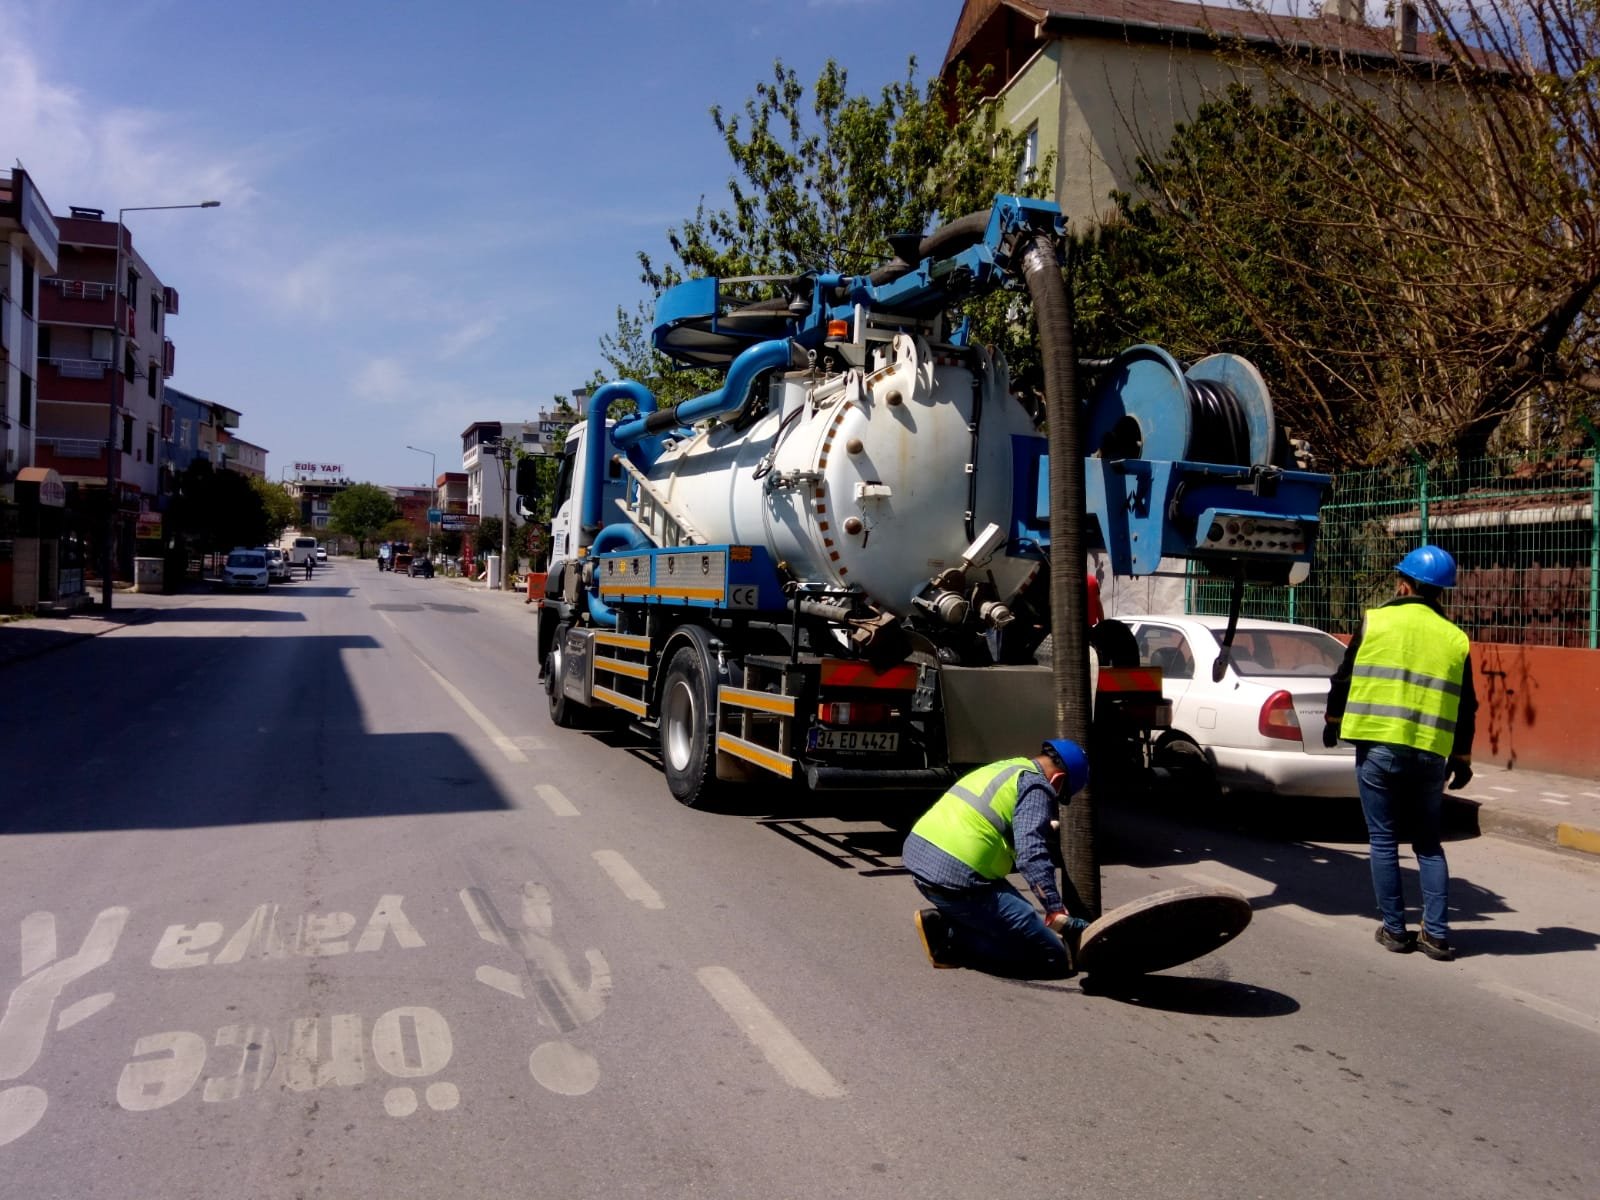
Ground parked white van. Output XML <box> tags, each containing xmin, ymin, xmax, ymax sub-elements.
<box><xmin>285</xmin><ymin>536</ymin><xmax>319</xmax><ymax>567</ymax></box>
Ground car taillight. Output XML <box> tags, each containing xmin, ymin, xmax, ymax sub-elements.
<box><xmin>1258</xmin><ymin>690</ymin><xmax>1303</xmax><ymax>742</ymax></box>
<box><xmin>816</xmin><ymin>702</ymin><xmax>891</xmax><ymax>726</ymax></box>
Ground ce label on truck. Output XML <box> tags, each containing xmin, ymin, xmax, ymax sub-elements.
<box><xmin>728</xmin><ymin>585</ymin><xmax>759</xmax><ymax>609</ymax></box>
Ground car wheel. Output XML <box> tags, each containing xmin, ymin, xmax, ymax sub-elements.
<box><xmin>659</xmin><ymin>646</ymin><xmax>721</xmax><ymax>808</ymax></box>
<box><xmin>1152</xmin><ymin>732</ymin><xmax>1219</xmax><ymax>803</ymax></box>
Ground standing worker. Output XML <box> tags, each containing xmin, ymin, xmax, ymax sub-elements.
<box><xmin>304</xmin><ymin>554</ymin><xmax>314</xmax><ymax>581</ymax></box>
<box><xmin>1325</xmin><ymin>545</ymin><xmax>1477</xmax><ymax>962</ymax></box>
<box><xmin>904</xmin><ymin>739</ymin><xmax>1091</xmax><ymax>977</ymax></box>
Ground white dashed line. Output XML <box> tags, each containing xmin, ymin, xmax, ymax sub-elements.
<box><xmin>592</xmin><ymin>851</ymin><xmax>664</xmax><ymax>910</ymax></box>
<box><xmin>696</xmin><ymin>967</ymin><xmax>846</xmax><ymax>1099</ymax></box>
<box><xmin>1478</xmin><ymin>981</ymin><xmax>1600</xmax><ymax>1034</ymax></box>
<box><xmin>1535</xmin><ymin>796</ymin><xmax>1572</xmax><ymax>806</ymax></box>
<box><xmin>537</xmin><ymin>784</ymin><xmax>580</xmax><ymax>817</ymax></box>
<box><xmin>1490</xmin><ymin>786</ymin><xmax>1517</xmax><ymax>794</ymax></box>
<box><xmin>418</xmin><ymin>661</ymin><xmax>527</xmax><ymax>764</ymax></box>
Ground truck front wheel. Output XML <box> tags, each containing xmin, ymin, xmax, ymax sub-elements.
<box><xmin>546</xmin><ymin>626</ymin><xmax>581</xmax><ymax>729</ymax></box>
<box><xmin>660</xmin><ymin>646</ymin><xmax>719</xmax><ymax>807</ymax></box>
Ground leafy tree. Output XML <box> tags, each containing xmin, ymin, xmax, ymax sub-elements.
<box><xmin>169</xmin><ymin>462</ymin><xmax>268</xmax><ymax>553</ymax></box>
<box><xmin>1081</xmin><ymin>2</ymin><xmax>1600</xmax><ymax>465</ymax></box>
<box><xmin>250</xmin><ymin>477</ymin><xmax>299</xmax><ymax>539</ymax></box>
<box><xmin>328</xmin><ymin>483</ymin><xmax>398</xmax><ymax>557</ymax></box>
<box><xmin>473</xmin><ymin>516</ymin><xmax>506</xmax><ymax>559</ymax></box>
<box><xmin>618</xmin><ymin>58</ymin><xmax>1055</xmax><ymax>392</ymax></box>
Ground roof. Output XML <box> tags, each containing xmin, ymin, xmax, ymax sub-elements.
<box><xmin>943</xmin><ymin>0</ymin><xmax>1464</xmax><ymax>83</ymax></box>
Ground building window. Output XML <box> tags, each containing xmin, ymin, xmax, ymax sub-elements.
<box><xmin>38</xmin><ymin>326</ymin><xmax>51</xmax><ymax>359</ymax></box>
<box><xmin>19</xmin><ymin>374</ymin><xmax>31</xmax><ymax>428</ymax></box>
<box><xmin>126</xmin><ymin>267</ymin><xmax>140</xmax><ymax>312</ymax></box>
<box><xmin>1019</xmin><ymin>122</ymin><xmax>1039</xmax><ymax>187</ymax></box>
<box><xmin>91</xmin><ymin>329</ymin><xmax>113</xmax><ymax>362</ymax></box>
<box><xmin>146</xmin><ymin>427</ymin><xmax>156</xmax><ymax>463</ymax></box>
<box><xmin>21</xmin><ymin>260</ymin><xmax>34</xmax><ymax>316</ymax></box>
<box><xmin>147</xmin><ymin>362</ymin><xmax>158</xmax><ymax>399</ymax></box>
<box><xmin>124</xmin><ymin>347</ymin><xmax>137</xmax><ymax>383</ymax></box>
<box><xmin>122</xmin><ymin>413</ymin><xmax>135</xmax><ymax>454</ymax></box>
<box><xmin>150</xmin><ymin>298</ymin><xmax>160</xmax><ymax>333</ymax></box>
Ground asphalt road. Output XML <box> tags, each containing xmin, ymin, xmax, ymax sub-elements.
<box><xmin>2</xmin><ymin>564</ymin><xmax>1597</xmax><ymax>1199</ymax></box>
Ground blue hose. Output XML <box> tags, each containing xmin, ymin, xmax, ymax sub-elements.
<box><xmin>584</xmin><ymin>523</ymin><xmax>652</xmax><ymax>628</ymax></box>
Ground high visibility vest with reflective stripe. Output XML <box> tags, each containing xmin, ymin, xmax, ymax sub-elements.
<box><xmin>910</xmin><ymin>757</ymin><xmax>1036</xmax><ymax>881</ymax></box>
<box><xmin>1341</xmin><ymin>604</ymin><xmax>1469</xmax><ymax>757</ymax></box>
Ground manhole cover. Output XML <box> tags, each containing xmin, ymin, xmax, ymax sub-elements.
<box><xmin>1077</xmin><ymin>885</ymin><xmax>1252</xmax><ymax>978</ymax></box>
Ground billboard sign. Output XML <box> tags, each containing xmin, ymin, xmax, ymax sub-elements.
<box><xmin>440</xmin><ymin>513</ymin><xmax>481</xmax><ymax>531</ymax></box>
<box><xmin>293</xmin><ymin>461</ymin><xmax>345</xmax><ymax>475</ymax></box>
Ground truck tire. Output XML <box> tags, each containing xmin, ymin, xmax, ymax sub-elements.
<box><xmin>545</xmin><ymin>625</ymin><xmax>582</xmax><ymax>729</ymax></box>
<box><xmin>660</xmin><ymin>645</ymin><xmax>719</xmax><ymax>807</ymax></box>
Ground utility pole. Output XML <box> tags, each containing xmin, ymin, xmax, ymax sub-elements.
<box><xmin>498</xmin><ymin>437</ymin><xmax>514</xmax><ymax>590</ymax></box>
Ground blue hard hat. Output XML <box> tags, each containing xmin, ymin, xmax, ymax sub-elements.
<box><xmin>1041</xmin><ymin>739</ymin><xmax>1090</xmax><ymax>796</ymax></box>
<box><xmin>1396</xmin><ymin>544</ymin><xmax>1456</xmax><ymax>589</ymax></box>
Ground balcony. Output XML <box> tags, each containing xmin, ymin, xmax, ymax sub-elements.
<box><xmin>40</xmin><ymin>277</ymin><xmax>115</xmax><ymax>327</ymax></box>
<box><xmin>38</xmin><ymin>358</ymin><xmax>116</xmax><ymax>405</ymax></box>
<box><xmin>35</xmin><ymin>436</ymin><xmax>109</xmax><ymax>477</ymax></box>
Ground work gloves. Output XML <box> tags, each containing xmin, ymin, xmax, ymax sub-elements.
<box><xmin>1447</xmin><ymin>759</ymin><xmax>1474</xmax><ymax>791</ymax></box>
<box><xmin>1322</xmin><ymin>721</ymin><xmax>1340</xmax><ymax>749</ymax></box>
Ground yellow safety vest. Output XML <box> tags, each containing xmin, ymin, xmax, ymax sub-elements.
<box><xmin>1341</xmin><ymin>603</ymin><xmax>1469</xmax><ymax>757</ymax></box>
<box><xmin>909</xmin><ymin>757</ymin><xmax>1037</xmax><ymax>880</ymax></box>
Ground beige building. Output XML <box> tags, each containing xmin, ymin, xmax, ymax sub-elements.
<box><xmin>942</xmin><ymin>0</ymin><xmax>1440</xmax><ymax>230</ymax></box>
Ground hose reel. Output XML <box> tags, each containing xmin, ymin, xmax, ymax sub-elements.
<box><xmin>1085</xmin><ymin>345</ymin><xmax>1279</xmax><ymax>468</ymax></box>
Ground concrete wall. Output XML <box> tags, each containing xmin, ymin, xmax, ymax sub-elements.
<box><xmin>1472</xmin><ymin>643</ymin><xmax>1600</xmax><ymax>779</ymax></box>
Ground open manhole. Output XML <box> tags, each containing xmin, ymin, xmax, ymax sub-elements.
<box><xmin>1077</xmin><ymin>885</ymin><xmax>1253</xmax><ymax>978</ymax></box>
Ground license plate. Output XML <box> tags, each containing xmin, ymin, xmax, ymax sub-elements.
<box><xmin>807</xmin><ymin>729</ymin><xmax>899</xmax><ymax>752</ymax></box>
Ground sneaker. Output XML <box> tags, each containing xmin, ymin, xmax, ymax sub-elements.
<box><xmin>1375</xmin><ymin>925</ymin><xmax>1415</xmax><ymax>954</ymax></box>
<box><xmin>1417</xmin><ymin>930</ymin><xmax>1455</xmax><ymax>961</ymax></box>
<box><xmin>914</xmin><ymin>908</ymin><xmax>957</xmax><ymax>969</ymax></box>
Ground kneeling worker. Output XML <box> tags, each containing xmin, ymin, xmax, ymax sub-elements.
<box><xmin>905</xmin><ymin>739</ymin><xmax>1091</xmax><ymax>977</ymax></box>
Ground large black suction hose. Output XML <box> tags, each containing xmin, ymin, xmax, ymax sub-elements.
<box><xmin>1019</xmin><ymin>233</ymin><xmax>1100</xmax><ymax>922</ymax></box>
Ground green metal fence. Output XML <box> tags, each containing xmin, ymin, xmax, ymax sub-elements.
<box><xmin>1188</xmin><ymin>450</ymin><xmax>1600</xmax><ymax>648</ymax></box>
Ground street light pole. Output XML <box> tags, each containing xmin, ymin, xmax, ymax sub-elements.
<box><xmin>405</xmin><ymin>445</ymin><xmax>436</xmax><ymax>561</ymax></box>
<box><xmin>103</xmin><ymin>200</ymin><xmax>220</xmax><ymax>610</ymax></box>
<box><xmin>497</xmin><ymin>437</ymin><xmax>514</xmax><ymax>591</ymax></box>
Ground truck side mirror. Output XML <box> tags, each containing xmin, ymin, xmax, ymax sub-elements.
<box><xmin>515</xmin><ymin>459</ymin><xmax>541</xmax><ymax>510</ymax></box>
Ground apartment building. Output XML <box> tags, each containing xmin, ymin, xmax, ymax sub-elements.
<box><xmin>33</xmin><ymin>204</ymin><xmax>184</xmax><ymax>581</ymax></box>
<box><xmin>460</xmin><ymin>409</ymin><xmax>574</xmax><ymax>526</ymax></box>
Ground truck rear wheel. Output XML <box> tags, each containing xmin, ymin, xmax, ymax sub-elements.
<box><xmin>660</xmin><ymin>646</ymin><xmax>719</xmax><ymax>807</ymax></box>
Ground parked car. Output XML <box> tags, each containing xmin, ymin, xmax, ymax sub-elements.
<box><xmin>316</xmin><ymin>545</ymin><xmax>328</xmax><ymax>563</ymax></box>
<box><xmin>265</xmin><ymin>547</ymin><xmax>291</xmax><ymax>582</ymax></box>
<box><xmin>221</xmin><ymin>548</ymin><xmax>270</xmax><ymax>590</ymax></box>
<box><xmin>1123</xmin><ymin>615</ymin><xmax>1356</xmax><ymax>798</ymax></box>
<box><xmin>408</xmin><ymin>556</ymin><xmax>434</xmax><ymax>578</ymax></box>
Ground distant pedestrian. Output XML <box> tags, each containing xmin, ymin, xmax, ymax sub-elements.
<box><xmin>304</xmin><ymin>557</ymin><xmax>313</xmax><ymax>581</ymax></box>
<box><xmin>1325</xmin><ymin>545</ymin><xmax>1477</xmax><ymax>961</ymax></box>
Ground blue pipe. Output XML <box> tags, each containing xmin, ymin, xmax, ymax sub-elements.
<box><xmin>584</xmin><ymin>522</ymin><xmax>652</xmax><ymax>628</ymax></box>
<box><xmin>580</xmin><ymin>380</ymin><xmax>658</xmax><ymax>543</ymax></box>
<box><xmin>612</xmin><ymin>338</ymin><xmax>793</xmax><ymax>450</ymax></box>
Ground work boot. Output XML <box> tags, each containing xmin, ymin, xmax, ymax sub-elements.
<box><xmin>914</xmin><ymin>908</ymin><xmax>957</xmax><ymax>969</ymax></box>
<box><xmin>1416</xmin><ymin>930</ymin><xmax>1455</xmax><ymax>961</ymax></box>
<box><xmin>1375</xmin><ymin>924</ymin><xmax>1415</xmax><ymax>954</ymax></box>
<box><xmin>1059</xmin><ymin>916</ymin><xmax>1089</xmax><ymax>974</ymax></box>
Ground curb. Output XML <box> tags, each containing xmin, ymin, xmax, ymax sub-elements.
<box><xmin>1447</xmin><ymin>794</ymin><xmax>1600</xmax><ymax>859</ymax></box>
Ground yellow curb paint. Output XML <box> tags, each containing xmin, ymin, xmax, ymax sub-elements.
<box><xmin>1556</xmin><ymin>824</ymin><xmax>1600</xmax><ymax>855</ymax></box>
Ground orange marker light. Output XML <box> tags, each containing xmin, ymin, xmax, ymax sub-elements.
<box><xmin>827</xmin><ymin>319</ymin><xmax>850</xmax><ymax>339</ymax></box>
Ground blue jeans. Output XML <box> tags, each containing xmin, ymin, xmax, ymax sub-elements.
<box><xmin>1355</xmin><ymin>742</ymin><xmax>1450</xmax><ymax>939</ymax></box>
<box><xmin>915</xmin><ymin>880</ymin><xmax>1071</xmax><ymax>978</ymax></box>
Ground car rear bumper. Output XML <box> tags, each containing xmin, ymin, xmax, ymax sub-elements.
<box><xmin>1209</xmin><ymin>745</ymin><xmax>1357</xmax><ymax>797</ymax></box>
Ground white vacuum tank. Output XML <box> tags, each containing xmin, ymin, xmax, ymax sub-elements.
<box><xmin>645</xmin><ymin>333</ymin><xmax>1041</xmax><ymax>617</ymax></box>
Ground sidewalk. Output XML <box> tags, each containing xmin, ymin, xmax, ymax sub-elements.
<box><xmin>6</xmin><ymin>578</ymin><xmax>1597</xmax><ymax>861</ymax></box>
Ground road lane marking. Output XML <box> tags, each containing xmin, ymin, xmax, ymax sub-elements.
<box><xmin>1535</xmin><ymin>796</ymin><xmax>1572</xmax><ymax>806</ymax></box>
<box><xmin>1490</xmin><ymin>786</ymin><xmax>1517</xmax><ymax>794</ymax></box>
<box><xmin>418</xmin><ymin>661</ymin><xmax>527</xmax><ymax>763</ymax></box>
<box><xmin>592</xmin><ymin>851</ymin><xmax>665</xmax><ymax>910</ymax></box>
<box><xmin>378</xmin><ymin>610</ymin><xmax>528</xmax><ymax>764</ymax></box>
<box><xmin>1583</xmin><ymin>791</ymin><xmax>1600</xmax><ymax>800</ymax></box>
<box><xmin>696</xmin><ymin>966</ymin><xmax>845</xmax><ymax>1099</ymax></box>
<box><xmin>538</xmin><ymin>784</ymin><xmax>579</xmax><ymax>817</ymax></box>
<box><xmin>1478</xmin><ymin>981</ymin><xmax>1599</xmax><ymax>1034</ymax></box>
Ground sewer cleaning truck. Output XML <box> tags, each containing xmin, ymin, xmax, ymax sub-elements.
<box><xmin>526</xmin><ymin>195</ymin><xmax>1330</xmax><ymax>806</ymax></box>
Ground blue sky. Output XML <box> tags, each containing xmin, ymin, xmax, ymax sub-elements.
<box><xmin>3</xmin><ymin>0</ymin><xmax>956</xmax><ymax>487</ymax></box>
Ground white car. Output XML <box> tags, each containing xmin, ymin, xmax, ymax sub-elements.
<box><xmin>316</xmin><ymin>545</ymin><xmax>328</xmax><ymax>563</ymax></box>
<box><xmin>1123</xmin><ymin>615</ymin><xmax>1356</xmax><ymax>797</ymax></box>
<box><xmin>265</xmin><ymin>547</ymin><xmax>291</xmax><ymax>582</ymax></box>
<box><xmin>222</xmin><ymin>548</ymin><xmax>270</xmax><ymax>590</ymax></box>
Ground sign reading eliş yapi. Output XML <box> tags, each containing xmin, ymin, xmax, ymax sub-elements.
<box><xmin>293</xmin><ymin>462</ymin><xmax>345</xmax><ymax>475</ymax></box>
